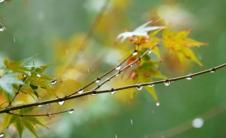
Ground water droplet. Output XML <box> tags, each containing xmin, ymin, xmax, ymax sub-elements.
<box><xmin>210</xmin><ymin>68</ymin><xmax>216</xmax><ymax>73</ymax></box>
<box><xmin>164</xmin><ymin>80</ymin><xmax>170</xmax><ymax>86</ymax></box>
<box><xmin>36</xmin><ymin>74</ymin><xmax>41</xmax><ymax>78</ymax></box>
<box><xmin>0</xmin><ymin>0</ymin><xmax>5</xmax><ymax>3</ymax></box>
<box><xmin>156</xmin><ymin>102</ymin><xmax>160</xmax><ymax>106</ymax></box>
<box><xmin>78</xmin><ymin>90</ymin><xmax>84</xmax><ymax>94</ymax></box>
<box><xmin>50</xmin><ymin>80</ymin><xmax>57</xmax><ymax>85</ymax></box>
<box><xmin>136</xmin><ymin>85</ymin><xmax>143</xmax><ymax>91</ymax></box>
<box><xmin>115</xmin><ymin>66</ymin><xmax>121</xmax><ymax>71</ymax></box>
<box><xmin>116</xmin><ymin>74</ymin><xmax>120</xmax><ymax>77</ymax></box>
<box><xmin>115</xmin><ymin>134</ymin><xmax>118</xmax><ymax>138</ymax></box>
<box><xmin>58</xmin><ymin>100</ymin><xmax>64</xmax><ymax>105</ymax></box>
<box><xmin>186</xmin><ymin>75</ymin><xmax>192</xmax><ymax>80</ymax></box>
<box><xmin>95</xmin><ymin>78</ymin><xmax>101</xmax><ymax>83</ymax></box>
<box><xmin>148</xmin><ymin>84</ymin><xmax>154</xmax><ymax>87</ymax></box>
<box><xmin>38</xmin><ymin>105</ymin><xmax>43</xmax><ymax>108</ymax></box>
<box><xmin>130</xmin><ymin>119</ymin><xmax>134</xmax><ymax>126</ymax></box>
<box><xmin>0</xmin><ymin>132</ymin><xmax>4</xmax><ymax>138</ymax></box>
<box><xmin>0</xmin><ymin>23</ymin><xmax>5</xmax><ymax>32</ymax></box>
<box><xmin>132</xmin><ymin>50</ymin><xmax>138</xmax><ymax>56</ymax></box>
<box><xmin>68</xmin><ymin>109</ymin><xmax>74</xmax><ymax>114</ymax></box>
<box><xmin>111</xmin><ymin>91</ymin><xmax>116</xmax><ymax>94</ymax></box>
<box><xmin>148</xmin><ymin>50</ymin><xmax>152</xmax><ymax>55</ymax></box>
<box><xmin>47</xmin><ymin>113</ymin><xmax>51</xmax><ymax>117</ymax></box>
<box><xmin>192</xmin><ymin>118</ymin><xmax>204</xmax><ymax>128</ymax></box>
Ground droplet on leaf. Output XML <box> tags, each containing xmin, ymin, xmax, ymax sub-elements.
<box><xmin>58</xmin><ymin>100</ymin><xmax>64</xmax><ymax>105</ymax></box>
<box><xmin>164</xmin><ymin>80</ymin><xmax>171</xmax><ymax>86</ymax></box>
<box><xmin>192</xmin><ymin>118</ymin><xmax>204</xmax><ymax>128</ymax></box>
<box><xmin>68</xmin><ymin>109</ymin><xmax>74</xmax><ymax>114</ymax></box>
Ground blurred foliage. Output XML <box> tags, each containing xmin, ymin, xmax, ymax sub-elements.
<box><xmin>0</xmin><ymin>0</ymin><xmax>226</xmax><ymax>138</ymax></box>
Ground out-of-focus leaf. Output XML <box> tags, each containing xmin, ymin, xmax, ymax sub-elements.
<box><xmin>2</xmin><ymin>114</ymin><xmax>13</xmax><ymax>129</ymax></box>
<box><xmin>162</xmin><ymin>29</ymin><xmax>206</xmax><ymax>66</ymax></box>
<box><xmin>0</xmin><ymin>73</ymin><xmax>24</xmax><ymax>96</ymax></box>
<box><xmin>145</xmin><ymin>86</ymin><xmax>159</xmax><ymax>102</ymax></box>
<box><xmin>23</xmin><ymin>120</ymin><xmax>38</xmax><ymax>138</ymax></box>
<box><xmin>15</xmin><ymin>117</ymin><xmax>24</xmax><ymax>138</ymax></box>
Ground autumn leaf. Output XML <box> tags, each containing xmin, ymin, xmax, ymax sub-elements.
<box><xmin>162</xmin><ymin>29</ymin><xmax>206</xmax><ymax>66</ymax></box>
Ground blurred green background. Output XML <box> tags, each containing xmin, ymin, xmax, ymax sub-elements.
<box><xmin>1</xmin><ymin>0</ymin><xmax>226</xmax><ymax>138</ymax></box>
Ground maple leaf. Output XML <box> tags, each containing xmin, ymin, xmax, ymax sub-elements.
<box><xmin>117</xmin><ymin>21</ymin><xmax>164</xmax><ymax>42</ymax></box>
<box><xmin>162</xmin><ymin>29</ymin><xmax>206</xmax><ymax>66</ymax></box>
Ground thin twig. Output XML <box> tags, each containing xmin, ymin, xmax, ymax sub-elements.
<box><xmin>93</xmin><ymin>50</ymin><xmax>149</xmax><ymax>91</ymax></box>
<box><xmin>0</xmin><ymin>62</ymin><xmax>225</xmax><ymax>114</ymax></box>
<box><xmin>68</xmin><ymin>52</ymin><xmax>133</xmax><ymax>97</ymax></box>
<box><xmin>7</xmin><ymin>76</ymin><xmax>28</xmax><ymax>107</ymax></box>
<box><xmin>7</xmin><ymin>108</ymin><xmax>74</xmax><ymax>117</ymax></box>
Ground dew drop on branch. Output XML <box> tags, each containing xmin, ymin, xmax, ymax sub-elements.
<box><xmin>0</xmin><ymin>132</ymin><xmax>4</xmax><ymax>138</ymax></box>
<box><xmin>132</xmin><ymin>50</ymin><xmax>138</xmax><ymax>56</ymax></box>
<box><xmin>50</xmin><ymin>80</ymin><xmax>57</xmax><ymax>85</ymax></box>
<box><xmin>58</xmin><ymin>100</ymin><xmax>64</xmax><ymax>105</ymax></box>
<box><xmin>164</xmin><ymin>80</ymin><xmax>171</xmax><ymax>86</ymax></box>
<box><xmin>38</xmin><ymin>105</ymin><xmax>43</xmax><ymax>108</ymax></box>
<box><xmin>95</xmin><ymin>78</ymin><xmax>101</xmax><ymax>83</ymax></box>
<box><xmin>78</xmin><ymin>90</ymin><xmax>84</xmax><ymax>94</ymax></box>
<box><xmin>136</xmin><ymin>85</ymin><xmax>143</xmax><ymax>91</ymax></box>
<box><xmin>115</xmin><ymin>66</ymin><xmax>121</xmax><ymax>71</ymax></box>
<box><xmin>68</xmin><ymin>109</ymin><xmax>74</xmax><ymax>114</ymax></box>
<box><xmin>210</xmin><ymin>68</ymin><xmax>216</xmax><ymax>73</ymax></box>
<box><xmin>0</xmin><ymin>23</ymin><xmax>6</xmax><ymax>32</ymax></box>
<box><xmin>186</xmin><ymin>75</ymin><xmax>192</xmax><ymax>80</ymax></box>
<box><xmin>0</xmin><ymin>0</ymin><xmax>5</xmax><ymax>3</ymax></box>
<box><xmin>192</xmin><ymin>118</ymin><xmax>204</xmax><ymax>128</ymax></box>
<box><xmin>148</xmin><ymin>84</ymin><xmax>154</xmax><ymax>87</ymax></box>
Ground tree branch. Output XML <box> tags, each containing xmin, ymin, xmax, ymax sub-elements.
<box><xmin>0</xmin><ymin>62</ymin><xmax>225</xmax><ymax>114</ymax></box>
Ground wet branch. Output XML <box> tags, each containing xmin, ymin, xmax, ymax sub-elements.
<box><xmin>0</xmin><ymin>62</ymin><xmax>225</xmax><ymax>115</ymax></box>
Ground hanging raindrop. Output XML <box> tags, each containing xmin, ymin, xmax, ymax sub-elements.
<box><xmin>148</xmin><ymin>49</ymin><xmax>152</xmax><ymax>55</ymax></box>
<box><xmin>58</xmin><ymin>100</ymin><xmax>64</xmax><ymax>105</ymax></box>
<box><xmin>0</xmin><ymin>0</ymin><xmax>5</xmax><ymax>3</ymax></box>
<box><xmin>115</xmin><ymin>66</ymin><xmax>121</xmax><ymax>71</ymax></box>
<box><xmin>115</xmin><ymin>134</ymin><xmax>118</xmax><ymax>138</ymax></box>
<box><xmin>210</xmin><ymin>68</ymin><xmax>216</xmax><ymax>73</ymax></box>
<box><xmin>136</xmin><ymin>85</ymin><xmax>143</xmax><ymax>91</ymax></box>
<box><xmin>164</xmin><ymin>80</ymin><xmax>171</xmax><ymax>86</ymax></box>
<box><xmin>68</xmin><ymin>109</ymin><xmax>74</xmax><ymax>114</ymax></box>
<box><xmin>50</xmin><ymin>80</ymin><xmax>57</xmax><ymax>85</ymax></box>
<box><xmin>132</xmin><ymin>50</ymin><xmax>138</xmax><ymax>56</ymax></box>
<box><xmin>38</xmin><ymin>105</ymin><xmax>43</xmax><ymax>108</ymax></box>
<box><xmin>156</xmin><ymin>102</ymin><xmax>160</xmax><ymax>106</ymax></box>
<box><xmin>36</xmin><ymin>74</ymin><xmax>41</xmax><ymax>78</ymax></box>
<box><xmin>130</xmin><ymin>119</ymin><xmax>134</xmax><ymax>126</ymax></box>
<box><xmin>148</xmin><ymin>84</ymin><xmax>154</xmax><ymax>87</ymax></box>
<box><xmin>95</xmin><ymin>78</ymin><xmax>101</xmax><ymax>83</ymax></box>
<box><xmin>78</xmin><ymin>90</ymin><xmax>84</xmax><ymax>94</ymax></box>
<box><xmin>186</xmin><ymin>75</ymin><xmax>192</xmax><ymax>80</ymax></box>
<box><xmin>0</xmin><ymin>23</ymin><xmax>5</xmax><ymax>32</ymax></box>
<box><xmin>0</xmin><ymin>132</ymin><xmax>4</xmax><ymax>138</ymax></box>
<box><xmin>192</xmin><ymin>118</ymin><xmax>204</xmax><ymax>128</ymax></box>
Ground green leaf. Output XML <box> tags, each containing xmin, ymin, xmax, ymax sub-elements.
<box><xmin>23</xmin><ymin>120</ymin><xmax>39</xmax><ymax>138</ymax></box>
<box><xmin>145</xmin><ymin>86</ymin><xmax>159</xmax><ymax>102</ymax></box>
<box><xmin>15</xmin><ymin>117</ymin><xmax>24</xmax><ymax>138</ymax></box>
<box><xmin>2</xmin><ymin>114</ymin><xmax>13</xmax><ymax>129</ymax></box>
